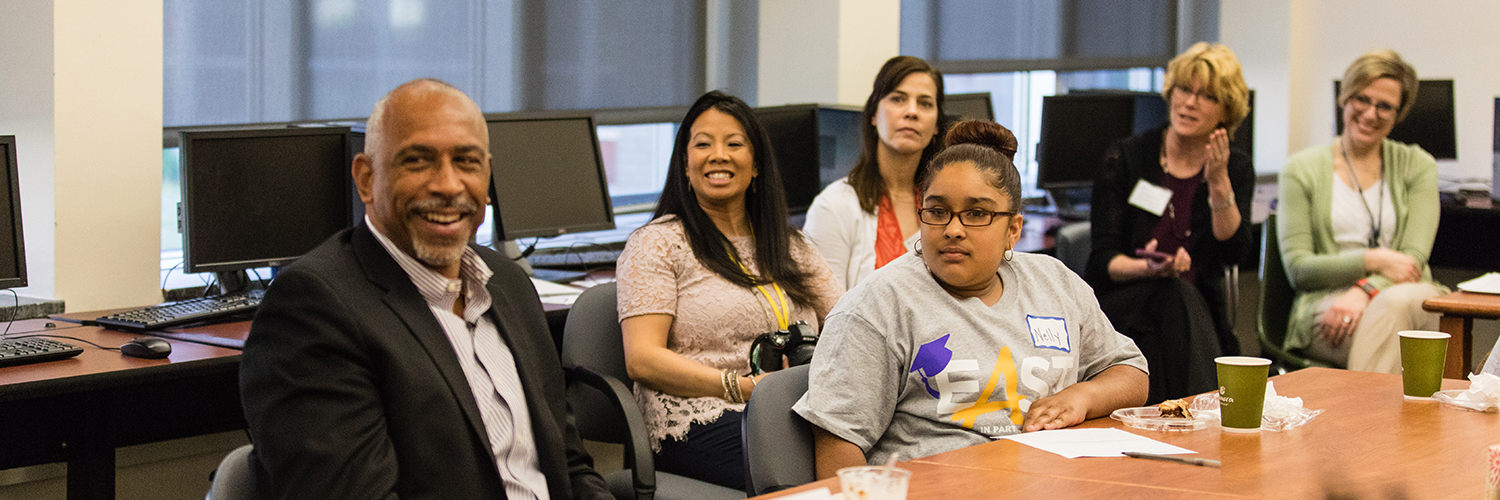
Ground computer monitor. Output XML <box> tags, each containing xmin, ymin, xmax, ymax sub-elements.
<box><xmin>1335</xmin><ymin>80</ymin><xmax>1456</xmax><ymax>159</ymax></box>
<box><xmin>1232</xmin><ymin>89</ymin><xmax>1255</xmax><ymax>157</ymax></box>
<box><xmin>1037</xmin><ymin>93</ymin><xmax>1166</xmax><ymax>190</ymax></box>
<box><xmin>945</xmin><ymin>92</ymin><xmax>996</xmax><ymax>122</ymax></box>
<box><xmin>179</xmin><ymin>127</ymin><xmax>357</xmax><ymax>292</ymax></box>
<box><xmin>0</xmin><ymin>136</ymin><xmax>26</xmax><ymax>289</ymax></box>
<box><xmin>486</xmin><ymin>114</ymin><xmax>616</xmax><ymax>240</ymax></box>
<box><xmin>752</xmin><ymin>104</ymin><xmax>864</xmax><ymax>213</ymax></box>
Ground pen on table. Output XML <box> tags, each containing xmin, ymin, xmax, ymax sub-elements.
<box><xmin>1122</xmin><ymin>451</ymin><xmax>1221</xmax><ymax>468</ymax></box>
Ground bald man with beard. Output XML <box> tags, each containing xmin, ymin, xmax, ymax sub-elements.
<box><xmin>240</xmin><ymin>79</ymin><xmax>612</xmax><ymax>500</ymax></box>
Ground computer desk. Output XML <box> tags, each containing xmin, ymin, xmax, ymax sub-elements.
<box><xmin>751</xmin><ymin>368</ymin><xmax>1499</xmax><ymax>499</ymax></box>
<box><xmin>1424</xmin><ymin>290</ymin><xmax>1500</xmax><ymax>378</ymax></box>
<box><xmin>0</xmin><ymin>315</ymin><xmax>249</xmax><ymax>500</ymax></box>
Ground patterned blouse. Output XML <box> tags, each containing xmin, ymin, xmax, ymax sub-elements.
<box><xmin>616</xmin><ymin>215</ymin><xmax>842</xmax><ymax>449</ymax></box>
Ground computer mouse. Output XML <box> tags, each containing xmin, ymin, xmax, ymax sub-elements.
<box><xmin>121</xmin><ymin>337</ymin><xmax>172</xmax><ymax>359</ymax></box>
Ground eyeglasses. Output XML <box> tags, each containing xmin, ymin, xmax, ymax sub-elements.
<box><xmin>1172</xmin><ymin>85</ymin><xmax>1220</xmax><ymax>104</ymax></box>
<box><xmin>918</xmin><ymin>207</ymin><xmax>1016</xmax><ymax>227</ymax></box>
<box><xmin>1345</xmin><ymin>94</ymin><xmax>1397</xmax><ymax>118</ymax></box>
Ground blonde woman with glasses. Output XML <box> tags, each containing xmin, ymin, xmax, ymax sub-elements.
<box><xmin>1277</xmin><ymin>49</ymin><xmax>1443</xmax><ymax>373</ymax></box>
<box><xmin>1085</xmin><ymin>42</ymin><xmax>1254</xmax><ymax>403</ymax></box>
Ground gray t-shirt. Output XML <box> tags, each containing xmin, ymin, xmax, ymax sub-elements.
<box><xmin>793</xmin><ymin>251</ymin><xmax>1148</xmax><ymax>464</ymax></box>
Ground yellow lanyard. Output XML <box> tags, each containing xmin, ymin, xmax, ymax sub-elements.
<box><xmin>727</xmin><ymin>247</ymin><xmax>791</xmax><ymax>330</ymax></box>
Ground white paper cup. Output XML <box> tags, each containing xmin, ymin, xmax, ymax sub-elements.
<box><xmin>837</xmin><ymin>465</ymin><xmax>911</xmax><ymax>500</ymax></box>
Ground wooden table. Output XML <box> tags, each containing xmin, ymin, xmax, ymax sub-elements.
<box><xmin>1423</xmin><ymin>291</ymin><xmax>1500</xmax><ymax>377</ymax></box>
<box><xmin>0</xmin><ymin>317</ymin><xmax>250</xmax><ymax>500</ymax></box>
<box><xmin>752</xmin><ymin>368</ymin><xmax>1500</xmax><ymax>499</ymax></box>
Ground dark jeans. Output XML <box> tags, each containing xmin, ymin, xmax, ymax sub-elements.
<box><xmin>654</xmin><ymin>410</ymin><xmax>745</xmax><ymax>491</ymax></box>
<box><xmin>1099</xmin><ymin>277</ymin><xmax>1227</xmax><ymax>403</ymax></box>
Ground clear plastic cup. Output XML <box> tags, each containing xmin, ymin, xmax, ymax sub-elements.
<box><xmin>837</xmin><ymin>465</ymin><xmax>911</xmax><ymax>500</ymax></box>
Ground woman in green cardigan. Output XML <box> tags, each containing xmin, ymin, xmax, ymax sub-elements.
<box><xmin>1277</xmin><ymin>49</ymin><xmax>1443</xmax><ymax>373</ymax></box>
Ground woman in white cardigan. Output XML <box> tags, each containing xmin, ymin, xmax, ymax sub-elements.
<box><xmin>807</xmin><ymin>56</ymin><xmax>1019</xmax><ymax>289</ymax></box>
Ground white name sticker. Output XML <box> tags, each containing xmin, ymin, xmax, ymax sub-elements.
<box><xmin>1026</xmin><ymin>315</ymin><xmax>1071</xmax><ymax>353</ymax></box>
<box><xmin>1127</xmin><ymin>179</ymin><xmax>1173</xmax><ymax>217</ymax></box>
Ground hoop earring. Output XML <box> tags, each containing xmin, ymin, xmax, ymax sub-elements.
<box><xmin>912</xmin><ymin>240</ymin><xmax>923</xmax><ymax>257</ymax></box>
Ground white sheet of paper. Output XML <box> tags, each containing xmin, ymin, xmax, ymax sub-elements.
<box><xmin>531</xmin><ymin>277</ymin><xmax>584</xmax><ymax>306</ymax></box>
<box><xmin>775</xmin><ymin>487</ymin><xmax>833</xmax><ymax>500</ymax></box>
<box><xmin>998</xmin><ymin>428</ymin><xmax>1196</xmax><ymax>459</ymax></box>
<box><xmin>1127</xmin><ymin>179</ymin><xmax>1173</xmax><ymax>217</ymax></box>
<box><xmin>1457</xmin><ymin>272</ymin><xmax>1500</xmax><ymax>294</ymax></box>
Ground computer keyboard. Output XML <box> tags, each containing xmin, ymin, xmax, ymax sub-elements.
<box><xmin>527</xmin><ymin>246</ymin><xmax>625</xmax><ymax>269</ymax></box>
<box><xmin>95</xmin><ymin>289</ymin><xmax>265</xmax><ymax>332</ymax></box>
<box><xmin>0</xmin><ymin>337</ymin><xmax>83</xmax><ymax>367</ymax></box>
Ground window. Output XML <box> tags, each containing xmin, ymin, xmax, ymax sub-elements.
<box><xmin>596</xmin><ymin>122</ymin><xmax>679</xmax><ymax>211</ymax></box>
<box><xmin>902</xmin><ymin>0</ymin><xmax>1180</xmax><ymax>74</ymax></box>
<box><xmin>909</xmin><ymin>0</ymin><xmax>1205</xmax><ymax>197</ymax></box>
<box><xmin>162</xmin><ymin>1</ymin><xmax>754</xmax><ymax>287</ymax></box>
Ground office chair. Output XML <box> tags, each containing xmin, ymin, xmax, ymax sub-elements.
<box><xmin>560</xmin><ymin>282</ymin><xmax>746</xmax><ymax>500</ymax></box>
<box><xmin>205</xmin><ymin>444</ymin><xmax>258</xmax><ymax>500</ymax></box>
<box><xmin>1055</xmin><ymin>221</ymin><xmax>1092</xmax><ymax>277</ymax></box>
<box><xmin>1257</xmin><ymin>214</ymin><xmax>1336</xmax><ymax>373</ymax></box>
<box><xmin>740</xmin><ymin>364</ymin><xmax>816</xmax><ymax>497</ymax></box>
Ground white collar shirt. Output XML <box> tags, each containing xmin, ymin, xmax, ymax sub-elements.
<box><xmin>367</xmin><ymin>217</ymin><xmax>549</xmax><ymax>500</ymax></box>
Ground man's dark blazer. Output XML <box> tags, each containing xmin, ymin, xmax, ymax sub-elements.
<box><xmin>240</xmin><ymin>222</ymin><xmax>611</xmax><ymax>499</ymax></box>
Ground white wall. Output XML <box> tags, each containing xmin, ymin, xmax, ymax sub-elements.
<box><xmin>758</xmin><ymin>0</ymin><xmax>900</xmax><ymax>107</ymax></box>
<box><xmin>0</xmin><ymin>0</ymin><xmax>57</xmax><ymax>299</ymax></box>
<box><xmin>52</xmin><ymin>1</ymin><xmax>164</xmax><ymax>310</ymax></box>
<box><xmin>0</xmin><ymin>0</ymin><xmax>163</xmax><ymax>309</ymax></box>
<box><xmin>1218</xmin><ymin>0</ymin><xmax>1291</xmax><ymax>175</ymax></box>
<box><xmin>1223</xmin><ymin>0</ymin><xmax>1499</xmax><ymax>181</ymax></box>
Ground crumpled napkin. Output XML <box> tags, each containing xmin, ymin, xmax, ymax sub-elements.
<box><xmin>1188</xmin><ymin>381</ymin><xmax>1325</xmax><ymax>431</ymax></box>
<box><xmin>1433</xmin><ymin>372</ymin><xmax>1500</xmax><ymax>412</ymax></box>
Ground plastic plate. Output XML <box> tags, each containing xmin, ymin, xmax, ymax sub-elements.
<box><xmin>1111</xmin><ymin>406</ymin><xmax>1214</xmax><ymax>431</ymax></box>
<box><xmin>1432</xmin><ymin>389</ymin><xmax>1500</xmax><ymax>413</ymax></box>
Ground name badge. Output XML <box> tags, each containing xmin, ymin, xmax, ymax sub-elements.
<box><xmin>1026</xmin><ymin>315</ymin><xmax>1070</xmax><ymax>353</ymax></box>
<box><xmin>1127</xmin><ymin>179</ymin><xmax>1173</xmax><ymax>217</ymax></box>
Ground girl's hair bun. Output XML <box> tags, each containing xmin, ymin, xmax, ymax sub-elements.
<box><xmin>943</xmin><ymin>120</ymin><xmax>1018</xmax><ymax>161</ymax></box>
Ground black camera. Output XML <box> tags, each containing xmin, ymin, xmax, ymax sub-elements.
<box><xmin>748</xmin><ymin>321</ymin><xmax>818</xmax><ymax>376</ymax></box>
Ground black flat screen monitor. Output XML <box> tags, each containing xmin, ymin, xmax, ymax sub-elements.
<box><xmin>752</xmin><ymin>105</ymin><xmax>863</xmax><ymax>213</ymax></box>
<box><xmin>1335</xmin><ymin>79</ymin><xmax>1456</xmax><ymax>159</ymax></box>
<box><xmin>487</xmin><ymin>114</ymin><xmax>615</xmax><ymax>240</ymax></box>
<box><xmin>0</xmin><ymin>137</ymin><xmax>26</xmax><ymax>289</ymax></box>
<box><xmin>945</xmin><ymin>92</ymin><xmax>995</xmax><ymax>122</ymax></box>
<box><xmin>179</xmin><ymin>127</ymin><xmax>356</xmax><ymax>275</ymax></box>
<box><xmin>1037</xmin><ymin>93</ymin><xmax>1166</xmax><ymax>189</ymax></box>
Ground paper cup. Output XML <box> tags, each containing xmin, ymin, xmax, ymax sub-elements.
<box><xmin>838</xmin><ymin>466</ymin><xmax>911</xmax><ymax>500</ymax></box>
<box><xmin>1216</xmin><ymin>356</ymin><xmax>1272</xmax><ymax>432</ymax></box>
<box><xmin>1486</xmin><ymin>444</ymin><xmax>1500</xmax><ymax>500</ymax></box>
<box><xmin>1398</xmin><ymin>331</ymin><xmax>1450</xmax><ymax>399</ymax></box>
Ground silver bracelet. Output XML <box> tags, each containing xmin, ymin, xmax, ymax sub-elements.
<box><xmin>721</xmin><ymin>369</ymin><xmax>744</xmax><ymax>404</ymax></box>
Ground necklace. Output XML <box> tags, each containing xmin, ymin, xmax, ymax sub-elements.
<box><xmin>1339</xmin><ymin>137</ymin><xmax>1385</xmax><ymax>248</ymax></box>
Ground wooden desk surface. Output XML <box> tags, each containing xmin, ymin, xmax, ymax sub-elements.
<box><xmin>754</xmin><ymin>368</ymin><xmax>1500</xmax><ymax>499</ymax></box>
<box><xmin>1424</xmin><ymin>291</ymin><xmax>1500</xmax><ymax>319</ymax></box>
<box><xmin>1</xmin><ymin>316</ymin><xmax>250</xmax><ymax>499</ymax></box>
<box><xmin>1423</xmin><ymin>291</ymin><xmax>1500</xmax><ymax>376</ymax></box>
<box><xmin>0</xmin><ymin>319</ymin><xmax>245</xmax><ymax>401</ymax></box>
<box><xmin>753</xmin><ymin>459</ymin><xmax>1247</xmax><ymax>499</ymax></box>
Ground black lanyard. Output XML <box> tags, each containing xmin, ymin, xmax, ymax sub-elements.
<box><xmin>1340</xmin><ymin>138</ymin><xmax>1385</xmax><ymax>249</ymax></box>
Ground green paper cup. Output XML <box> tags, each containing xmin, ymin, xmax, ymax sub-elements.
<box><xmin>1399</xmin><ymin>331</ymin><xmax>1450</xmax><ymax>400</ymax></box>
<box><xmin>1216</xmin><ymin>356</ymin><xmax>1271</xmax><ymax>433</ymax></box>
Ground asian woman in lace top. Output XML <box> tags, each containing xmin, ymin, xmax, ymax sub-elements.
<box><xmin>615</xmin><ymin>90</ymin><xmax>842</xmax><ymax>489</ymax></box>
